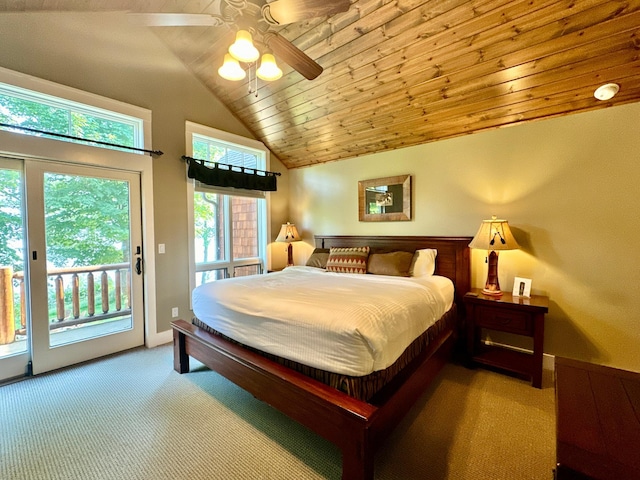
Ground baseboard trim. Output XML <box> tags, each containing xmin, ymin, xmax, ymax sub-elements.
<box><xmin>146</xmin><ymin>329</ymin><xmax>172</xmax><ymax>348</ymax></box>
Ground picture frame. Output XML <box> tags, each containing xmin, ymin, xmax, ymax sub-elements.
<box><xmin>512</xmin><ymin>277</ymin><xmax>532</xmax><ymax>297</ymax></box>
<box><xmin>358</xmin><ymin>174</ymin><xmax>411</xmax><ymax>222</ymax></box>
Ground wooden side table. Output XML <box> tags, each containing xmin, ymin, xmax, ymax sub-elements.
<box><xmin>464</xmin><ymin>288</ymin><xmax>549</xmax><ymax>388</ymax></box>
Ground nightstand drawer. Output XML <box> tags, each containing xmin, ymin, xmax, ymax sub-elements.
<box><xmin>475</xmin><ymin>306</ymin><xmax>533</xmax><ymax>335</ymax></box>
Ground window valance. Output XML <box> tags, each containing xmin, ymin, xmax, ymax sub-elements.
<box><xmin>183</xmin><ymin>155</ymin><xmax>278</xmax><ymax>192</ymax></box>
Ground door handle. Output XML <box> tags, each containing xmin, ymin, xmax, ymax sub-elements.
<box><xmin>135</xmin><ymin>257</ymin><xmax>143</xmax><ymax>275</ymax></box>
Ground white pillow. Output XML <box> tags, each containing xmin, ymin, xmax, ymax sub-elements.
<box><xmin>409</xmin><ymin>249</ymin><xmax>437</xmax><ymax>277</ymax></box>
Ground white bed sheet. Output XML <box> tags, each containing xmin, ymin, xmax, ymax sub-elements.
<box><xmin>192</xmin><ymin>266</ymin><xmax>454</xmax><ymax>376</ymax></box>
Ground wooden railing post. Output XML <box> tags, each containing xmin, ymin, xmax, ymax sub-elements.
<box><xmin>115</xmin><ymin>269</ymin><xmax>122</xmax><ymax>312</ymax></box>
<box><xmin>55</xmin><ymin>274</ymin><xmax>65</xmax><ymax>321</ymax></box>
<box><xmin>1</xmin><ymin>266</ymin><xmax>16</xmax><ymax>345</ymax></box>
<box><xmin>126</xmin><ymin>269</ymin><xmax>131</xmax><ymax>309</ymax></box>
<box><xmin>19</xmin><ymin>277</ymin><xmax>25</xmax><ymax>332</ymax></box>
<box><xmin>72</xmin><ymin>273</ymin><xmax>80</xmax><ymax>319</ymax></box>
<box><xmin>101</xmin><ymin>270</ymin><xmax>109</xmax><ymax>314</ymax></box>
<box><xmin>87</xmin><ymin>272</ymin><xmax>95</xmax><ymax>317</ymax></box>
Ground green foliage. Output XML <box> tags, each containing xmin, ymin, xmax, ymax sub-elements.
<box><xmin>0</xmin><ymin>169</ymin><xmax>23</xmax><ymax>270</ymax></box>
<box><xmin>0</xmin><ymin>93</ymin><xmax>69</xmax><ymax>135</ymax></box>
<box><xmin>192</xmin><ymin>140</ymin><xmax>227</xmax><ymax>267</ymax></box>
<box><xmin>194</xmin><ymin>192</ymin><xmax>221</xmax><ymax>264</ymax></box>
<box><xmin>44</xmin><ymin>173</ymin><xmax>130</xmax><ymax>267</ymax></box>
<box><xmin>0</xmin><ymin>92</ymin><xmax>135</xmax><ymax>148</ymax></box>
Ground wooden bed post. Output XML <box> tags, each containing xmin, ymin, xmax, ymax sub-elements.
<box><xmin>341</xmin><ymin>433</ymin><xmax>374</xmax><ymax>480</ymax></box>
<box><xmin>173</xmin><ymin>326</ymin><xmax>190</xmax><ymax>373</ymax></box>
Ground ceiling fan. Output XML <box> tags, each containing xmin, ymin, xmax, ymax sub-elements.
<box><xmin>128</xmin><ymin>0</ymin><xmax>351</xmax><ymax>80</ymax></box>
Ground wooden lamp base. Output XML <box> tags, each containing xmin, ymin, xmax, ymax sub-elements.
<box><xmin>286</xmin><ymin>242</ymin><xmax>294</xmax><ymax>267</ymax></box>
<box><xmin>482</xmin><ymin>250</ymin><xmax>502</xmax><ymax>296</ymax></box>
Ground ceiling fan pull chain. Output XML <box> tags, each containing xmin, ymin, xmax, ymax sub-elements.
<box><xmin>247</xmin><ymin>63</ymin><xmax>258</xmax><ymax>98</ymax></box>
<box><xmin>254</xmin><ymin>64</ymin><xmax>259</xmax><ymax>98</ymax></box>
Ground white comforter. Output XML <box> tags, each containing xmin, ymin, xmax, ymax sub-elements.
<box><xmin>192</xmin><ymin>266</ymin><xmax>454</xmax><ymax>376</ymax></box>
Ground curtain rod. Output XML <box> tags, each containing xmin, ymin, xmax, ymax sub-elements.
<box><xmin>182</xmin><ymin>155</ymin><xmax>281</xmax><ymax>177</ymax></box>
<box><xmin>0</xmin><ymin>122</ymin><xmax>163</xmax><ymax>157</ymax></box>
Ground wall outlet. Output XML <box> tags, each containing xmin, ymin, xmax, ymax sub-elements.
<box><xmin>171</xmin><ymin>307</ymin><xmax>178</xmax><ymax>318</ymax></box>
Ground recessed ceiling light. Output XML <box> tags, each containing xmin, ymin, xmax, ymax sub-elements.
<box><xmin>594</xmin><ymin>83</ymin><xmax>620</xmax><ymax>101</ymax></box>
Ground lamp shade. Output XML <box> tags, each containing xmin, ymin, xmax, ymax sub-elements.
<box><xmin>218</xmin><ymin>54</ymin><xmax>246</xmax><ymax>81</ymax></box>
<box><xmin>468</xmin><ymin>216</ymin><xmax>520</xmax><ymax>251</ymax></box>
<box><xmin>228</xmin><ymin>30</ymin><xmax>260</xmax><ymax>63</ymax></box>
<box><xmin>275</xmin><ymin>222</ymin><xmax>301</xmax><ymax>243</ymax></box>
<box><xmin>256</xmin><ymin>53</ymin><xmax>283</xmax><ymax>81</ymax></box>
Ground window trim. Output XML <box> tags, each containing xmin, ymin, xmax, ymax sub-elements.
<box><xmin>0</xmin><ymin>83</ymin><xmax>144</xmax><ymax>151</ymax></box>
<box><xmin>0</xmin><ymin>66</ymin><xmax>151</xmax><ymax>152</ymax></box>
<box><xmin>186</xmin><ymin>122</ymin><xmax>272</xmax><ymax>301</ymax></box>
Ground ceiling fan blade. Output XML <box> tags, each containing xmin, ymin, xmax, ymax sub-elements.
<box><xmin>127</xmin><ymin>13</ymin><xmax>223</xmax><ymax>27</ymax></box>
<box><xmin>263</xmin><ymin>32</ymin><xmax>323</xmax><ymax>80</ymax></box>
<box><xmin>263</xmin><ymin>0</ymin><xmax>350</xmax><ymax>25</ymax></box>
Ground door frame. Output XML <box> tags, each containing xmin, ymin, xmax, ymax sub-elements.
<box><xmin>0</xmin><ymin>130</ymin><xmax>159</xmax><ymax>349</ymax></box>
<box><xmin>0</xmin><ymin>156</ymin><xmax>29</xmax><ymax>380</ymax></box>
<box><xmin>26</xmin><ymin>160</ymin><xmax>145</xmax><ymax>374</ymax></box>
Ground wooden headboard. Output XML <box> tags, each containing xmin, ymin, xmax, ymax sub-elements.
<box><xmin>315</xmin><ymin>235</ymin><xmax>472</xmax><ymax>306</ymax></box>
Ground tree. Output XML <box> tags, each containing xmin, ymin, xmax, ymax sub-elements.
<box><xmin>0</xmin><ymin>92</ymin><xmax>135</xmax><ymax>149</ymax></box>
<box><xmin>0</xmin><ymin>91</ymin><xmax>136</xmax><ymax>268</ymax></box>
<box><xmin>0</xmin><ymin>169</ymin><xmax>23</xmax><ymax>270</ymax></box>
<box><xmin>44</xmin><ymin>173</ymin><xmax>131</xmax><ymax>268</ymax></box>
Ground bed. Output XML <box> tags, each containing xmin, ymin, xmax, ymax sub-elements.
<box><xmin>172</xmin><ymin>235</ymin><xmax>471</xmax><ymax>480</ymax></box>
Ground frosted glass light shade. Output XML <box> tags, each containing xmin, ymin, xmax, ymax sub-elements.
<box><xmin>228</xmin><ymin>30</ymin><xmax>260</xmax><ymax>63</ymax></box>
<box><xmin>257</xmin><ymin>54</ymin><xmax>283</xmax><ymax>81</ymax></box>
<box><xmin>218</xmin><ymin>54</ymin><xmax>246</xmax><ymax>81</ymax></box>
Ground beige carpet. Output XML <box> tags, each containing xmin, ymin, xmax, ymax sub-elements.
<box><xmin>0</xmin><ymin>345</ymin><xmax>555</xmax><ymax>479</ymax></box>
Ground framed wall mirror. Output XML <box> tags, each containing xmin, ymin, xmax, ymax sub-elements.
<box><xmin>358</xmin><ymin>174</ymin><xmax>411</xmax><ymax>222</ymax></box>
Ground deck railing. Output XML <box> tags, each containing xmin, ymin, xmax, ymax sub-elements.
<box><xmin>0</xmin><ymin>263</ymin><xmax>131</xmax><ymax>345</ymax></box>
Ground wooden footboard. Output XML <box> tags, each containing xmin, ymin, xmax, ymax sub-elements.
<box><xmin>172</xmin><ymin>317</ymin><xmax>455</xmax><ymax>480</ymax></box>
<box><xmin>173</xmin><ymin>235</ymin><xmax>470</xmax><ymax>479</ymax></box>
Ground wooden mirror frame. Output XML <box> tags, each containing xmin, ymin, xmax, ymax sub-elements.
<box><xmin>358</xmin><ymin>174</ymin><xmax>411</xmax><ymax>222</ymax></box>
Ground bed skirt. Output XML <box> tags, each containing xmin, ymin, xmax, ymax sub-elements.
<box><xmin>192</xmin><ymin>304</ymin><xmax>457</xmax><ymax>402</ymax></box>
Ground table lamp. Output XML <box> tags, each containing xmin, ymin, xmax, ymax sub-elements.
<box><xmin>275</xmin><ymin>222</ymin><xmax>301</xmax><ymax>267</ymax></box>
<box><xmin>469</xmin><ymin>215</ymin><xmax>520</xmax><ymax>296</ymax></box>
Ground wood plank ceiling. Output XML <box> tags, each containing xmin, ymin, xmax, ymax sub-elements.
<box><xmin>3</xmin><ymin>0</ymin><xmax>640</xmax><ymax>169</ymax></box>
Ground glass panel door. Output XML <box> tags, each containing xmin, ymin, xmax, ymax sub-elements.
<box><xmin>26</xmin><ymin>160</ymin><xmax>144</xmax><ymax>375</ymax></box>
<box><xmin>0</xmin><ymin>157</ymin><xmax>28</xmax><ymax>382</ymax></box>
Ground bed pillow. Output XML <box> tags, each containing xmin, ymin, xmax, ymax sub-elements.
<box><xmin>305</xmin><ymin>248</ymin><xmax>330</xmax><ymax>269</ymax></box>
<box><xmin>367</xmin><ymin>251</ymin><xmax>414</xmax><ymax>277</ymax></box>
<box><xmin>408</xmin><ymin>248</ymin><xmax>437</xmax><ymax>277</ymax></box>
<box><xmin>326</xmin><ymin>246</ymin><xmax>370</xmax><ymax>274</ymax></box>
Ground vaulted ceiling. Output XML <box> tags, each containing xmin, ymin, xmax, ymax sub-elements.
<box><xmin>2</xmin><ymin>0</ymin><xmax>639</xmax><ymax>169</ymax></box>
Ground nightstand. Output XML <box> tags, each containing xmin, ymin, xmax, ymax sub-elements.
<box><xmin>464</xmin><ymin>288</ymin><xmax>549</xmax><ymax>388</ymax></box>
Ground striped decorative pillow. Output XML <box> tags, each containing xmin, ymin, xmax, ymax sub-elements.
<box><xmin>326</xmin><ymin>246</ymin><xmax>370</xmax><ymax>274</ymax></box>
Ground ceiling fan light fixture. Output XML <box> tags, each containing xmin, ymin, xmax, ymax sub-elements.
<box><xmin>229</xmin><ymin>30</ymin><xmax>260</xmax><ymax>63</ymax></box>
<box><xmin>218</xmin><ymin>54</ymin><xmax>246</xmax><ymax>81</ymax></box>
<box><xmin>256</xmin><ymin>54</ymin><xmax>283</xmax><ymax>81</ymax></box>
<box><xmin>594</xmin><ymin>83</ymin><xmax>620</xmax><ymax>101</ymax></box>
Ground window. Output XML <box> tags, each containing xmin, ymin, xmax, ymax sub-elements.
<box><xmin>186</xmin><ymin>122</ymin><xmax>270</xmax><ymax>289</ymax></box>
<box><xmin>0</xmin><ymin>80</ymin><xmax>144</xmax><ymax>153</ymax></box>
